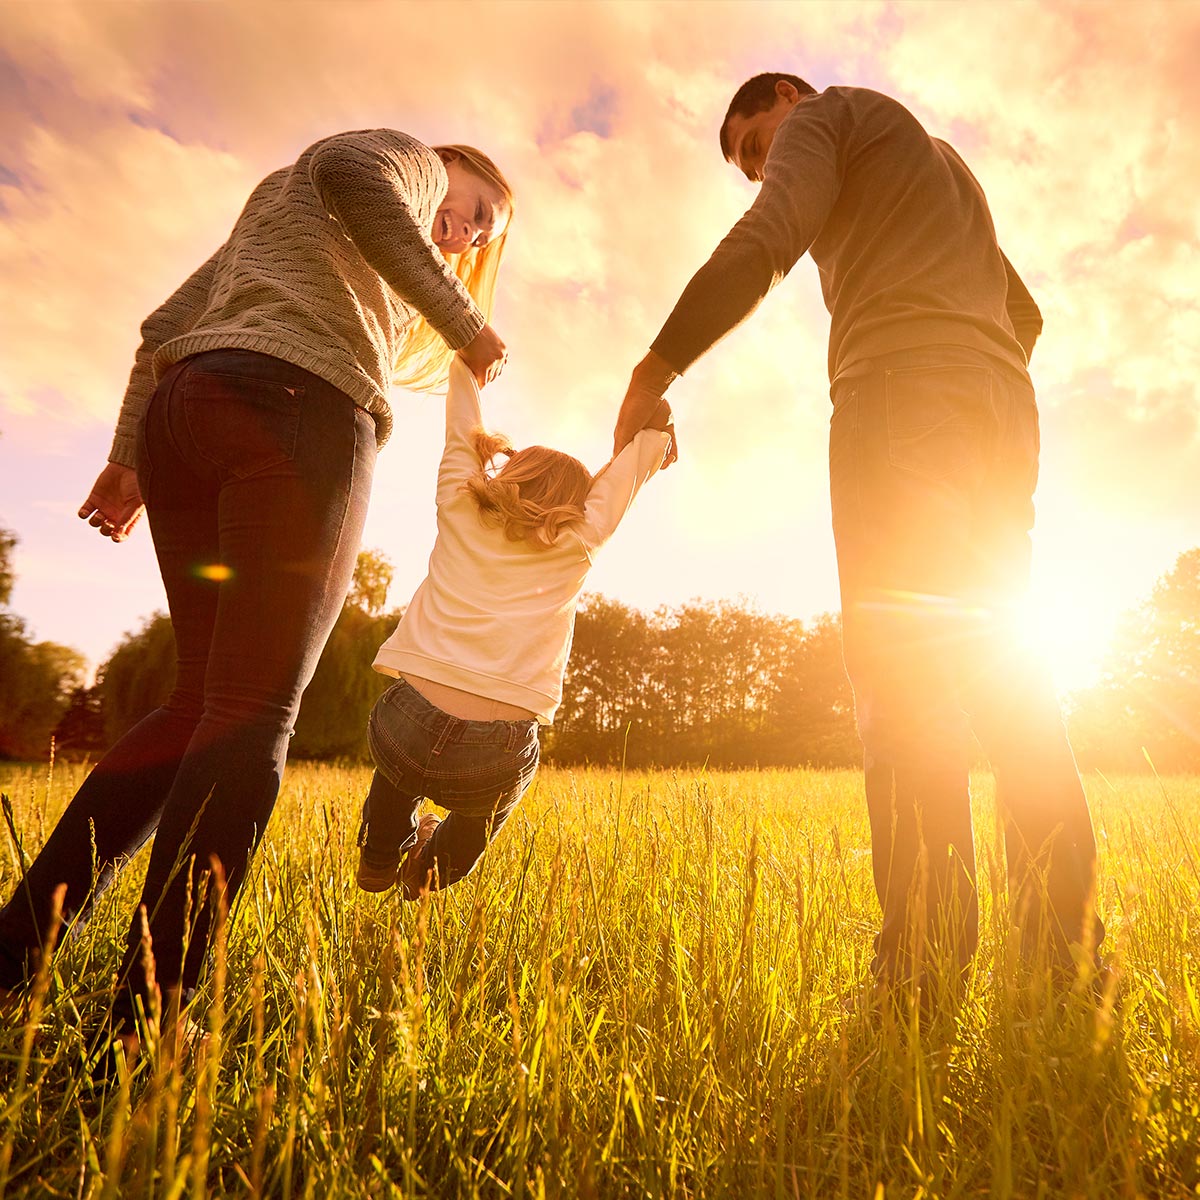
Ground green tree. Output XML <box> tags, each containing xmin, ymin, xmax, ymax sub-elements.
<box><xmin>53</xmin><ymin>685</ymin><xmax>108</xmax><ymax>759</ymax></box>
<box><xmin>0</xmin><ymin>528</ymin><xmax>87</xmax><ymax>759</ymax></box>
<box><xmin>0</xmin><ymin>527</ymin><xmax>16</xmax><ymax>606</ymax></box>
<box><xmin>549</xmin><ymin>595</ymin><xmax>859</xmax><ymax>769</ymax></box>
<box><xmin>656</xmin><ymin>600</ymin><xmax>809</xmax><ymax>764</ymax></box>
<box><xmin>549</xmin><ymin>594</ymin><xmax>652</xmax><ymax>764</ymax></box>
<box><xmin>771</xmin><ymin>612</ymin><xmax>860</xmax><ymax>766</ymax></box>
<box><xmin>292</xmin><ymin>550</ymin><xmax>399</xmax><ymax>759</ymax></box>
<box><xmin>96</xmin><ymin>612</ymin><xmax>177</xmax><ymax>744</ymax></box>
<box><xmin>0</xmin><ymin>620</ymin><xmax>87</xmax><ymax>759</ymax></box>
<box><xmin>347</xmin><ymin>548</ymin><xmax>394</xmax><ymax>617</ymax></box>
<box><xmin>1070</xmin><ymin>547</ymin><xmax>1200</xmax><ymax>772</ymax></box>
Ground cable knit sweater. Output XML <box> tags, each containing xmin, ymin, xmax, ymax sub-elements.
<box><xmin>109</xmin><ymin>129</ymin><xmax>486</xmax><ymax>467</ymax></box>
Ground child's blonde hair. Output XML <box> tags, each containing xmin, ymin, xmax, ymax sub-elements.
<box><xmin>464</xmin><ymin>429</ymin><xmax>592</xmax><ymax>548</ymax></box>
<box><xmin>394</xmin><ymin>144</ymin><xmax>514</xmax><ymax>394</ymax></box>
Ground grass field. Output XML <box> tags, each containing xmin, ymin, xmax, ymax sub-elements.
<box><xmin>0</xmin><ymin>760</ymin><xmax>1198</xmax><ymax>1198</ymax></box>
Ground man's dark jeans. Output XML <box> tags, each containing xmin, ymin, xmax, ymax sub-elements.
<box><xmin>0</xmin><ymin>350</ymin><xmax>375</xmax><ymax>1021</ymax></box>
<box><xmin>361</xmin><ymin>679</ymin><xmax>540</xmax><ymax>889</ymax></box>
<box><xmin>828</xmin><ymin>344</ymin><xmax>1101</xmax><ymax>980</ymax></box>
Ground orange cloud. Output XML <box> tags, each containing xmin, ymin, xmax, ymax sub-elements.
<box><xmin>1</xmin><ymin>0</ymin><xmax>1195</xmax><ymax>671</ymax></box>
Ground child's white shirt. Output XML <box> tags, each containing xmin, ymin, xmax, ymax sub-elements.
<box><xmin>372</xmin><ymin>359</ymin><xmax>670</xmax><ymax>723</ymax></box>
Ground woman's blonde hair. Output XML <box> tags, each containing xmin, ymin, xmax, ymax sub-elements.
<box><xmin>393</xmin><ymin>144</ymin><xmax>514</xmax><ymax>394</ymax></box>
<box><xmin>464</xmin><ymin>429</ymin><xmax>593</xmax><ymax>548</ymax></box>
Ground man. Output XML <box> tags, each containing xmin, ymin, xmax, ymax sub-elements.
<box><xmin>614</xmin><ymin>73</ymin><xmax>1102</xmax><ymax>989</ymax></box>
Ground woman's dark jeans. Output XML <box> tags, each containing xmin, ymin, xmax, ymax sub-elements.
<box><xmin>361</xmin><ymin>679</ymin><xmax>540</xmax><ymax>889</ymax></box>
<box><xmin>829</xmin><ymin>345</ymin><xmax>1102</xmax><ymax>981</ymax></box>
<box><xmin>0</xmin><ymin>350</ymin><xmax>375</xmax><ymax>1021</ymax></box>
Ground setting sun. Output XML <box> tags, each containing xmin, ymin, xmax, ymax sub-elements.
<box><xmin>1019</xmin><ymin>583</ymin><xmax>1121</xmax><ymax>696</ymax></box>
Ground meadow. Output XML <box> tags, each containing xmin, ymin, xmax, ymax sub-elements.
<box><xmin>0</xmin><ymin>760</ymin><xmax>1198</xmax><ymax>1199</ymax></box>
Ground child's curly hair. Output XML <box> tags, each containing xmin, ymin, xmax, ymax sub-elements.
<box><xmin>464</xmin><ymin>429</ymin><xmax>593</xmax><ymax>548</ymax></box>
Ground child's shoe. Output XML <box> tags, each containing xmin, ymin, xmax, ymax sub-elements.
<box><xmin>356</xmin><ymin>851</ymin><xmax>401</xmax><ymax>893</ymax></box>
<box><xmin>399</xmin><ymin>814</ymin><xmax>441</xmax><ymax>900</ymax></box>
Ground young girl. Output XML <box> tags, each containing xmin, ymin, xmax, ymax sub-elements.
<box><xmin>357</xmin><ymin>357</ymin><xmax>673</xmax><ymax>896</ymax></box>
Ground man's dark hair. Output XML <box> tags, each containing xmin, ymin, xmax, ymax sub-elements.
<box><xmin>719</xmin><ymin>72</ymin><xmax>817</xmax><ymax>159</ymax></box>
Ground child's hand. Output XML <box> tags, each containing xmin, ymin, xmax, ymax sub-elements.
<box><xmin>644</xmin><ymin>397</ymin><xmax>673</xmax><ymax>432</ymax></box>
<box><xmin>645</xmin><ymin>398</ymin><xmax>678</xmax><ymax>467</ymax></box>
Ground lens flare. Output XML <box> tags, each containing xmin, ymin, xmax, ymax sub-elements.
<box><xmin>1016</xmin><ymin>587</ymin><xmax>1116</xmax><ymax>694</ymax></box>
<box><xmin>195</xmin><ymin>563</ymin><xmax>234</xmax><ymax>582</ymax></box>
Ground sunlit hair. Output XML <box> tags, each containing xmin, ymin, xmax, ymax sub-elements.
<box><xmin>392</xmin><ymin>144</ymin><xmax>515</xmax><ymax>394</ymax></box>
<box><xmin>718</xmin><ymin>72</ymin><xmax>816</xmax><ymax>160</ymax></box>
<box><xmin>464</xmin><ymin>429</ymin><xmax>593</xmax><ymax>549</ymax></box>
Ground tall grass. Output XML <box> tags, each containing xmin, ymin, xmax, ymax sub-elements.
<box><xmin>0</xmin><ymin>760</ymin><xmax>1198</xmax><ymax>1197</ymax></box>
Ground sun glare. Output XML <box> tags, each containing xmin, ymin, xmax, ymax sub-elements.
<box><xmin>1017</xmin><ymin>585</ymin><xmax>1118</xmax><ymax>696</ymax></box>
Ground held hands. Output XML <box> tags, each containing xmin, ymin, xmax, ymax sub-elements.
<box><xmin>78</xmin><ymin>463</ymin><xmax>144</xmax><ymax>543</ymax></box>
<box><xmin>643</xmin><ymin>398</ymin><xmax>679</xmax><ymax>468</ymax></box>
<box><xmin>613</xmin><ymin>350</ymin><xmax>680</xmax><ymax>467</ymax></box>
<box><xmin>458</xmin><ymin>323</ymin><xmax>508</xmax><ymax>388</ymax></box>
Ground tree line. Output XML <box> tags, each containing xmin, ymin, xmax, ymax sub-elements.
<box><xmin>2</xmin><ymin>529</ymin><xmax>1198</xmax><ymax>773</ymax></box>
<box><xmin>1064</xmin><ymin>547</ymin><xmax>1200</xmax><ymax>774</ymax></box>
<box><xmin>0</xmin><ymin>529</ymin><xmax>87</xmax><ymax>759</ymax></box>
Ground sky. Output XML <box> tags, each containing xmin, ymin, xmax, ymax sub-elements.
<box><xmin>1</xmin><ymin>0</ymin><xmax>1197</xmax><ymax>694</ymax></box>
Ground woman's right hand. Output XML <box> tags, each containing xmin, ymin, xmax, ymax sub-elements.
<box><xmin>458</xmin><ymin>323</ymin><xmax>508</xmax><ymax>387</ymax></box>
<box><xmin>78</xmin><ymin>462</ymin><xmax>145</xmax><ymax>542</ymax></box>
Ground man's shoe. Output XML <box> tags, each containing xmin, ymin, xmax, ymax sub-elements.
<box><xmin>399</xmin><ymin>814</ymin><xmax>441</xmax><ymax>900</ymax></box>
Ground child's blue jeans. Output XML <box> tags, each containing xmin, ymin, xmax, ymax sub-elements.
<box><xmin>361</xmin><ymin>679</ymin><xmax>540</xmax><ymax>888</ymax></box>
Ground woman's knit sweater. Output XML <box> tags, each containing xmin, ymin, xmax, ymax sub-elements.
<box><xmin>110</xmin><ymin>128</ymin><xmax>486</xmax><ymax>467</ymax></box>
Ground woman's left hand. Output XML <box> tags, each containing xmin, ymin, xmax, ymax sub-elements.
<box><xmin>458</xmin><ymin>323</ymin><xmax>508</xmax><ymax>387</ymax></box>
<box><xmin>78</xmin><ymin>463</ymin><xmax>145</xmax><ymax>542</ymax></box>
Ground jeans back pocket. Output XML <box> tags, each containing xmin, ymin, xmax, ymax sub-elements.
<box><xmin>885</xmin><ymin>363</ymin><xmax>991</xmax><ymax>488</ymax></box>
<box><xmin>182</xmin><ymin>369</ymin><xmax>303</xmax><ymax>480</ymax></box>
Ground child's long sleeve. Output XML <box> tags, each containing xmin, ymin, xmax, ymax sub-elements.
<box><xmin>577</xmin><ymin>428</ymin><xmax>671</xmax><ymax>555</ymax></box>
<box><xmin>435</xmin><ymin>359</ymin><xmax>485</xmax><ymax>503</ymax></box>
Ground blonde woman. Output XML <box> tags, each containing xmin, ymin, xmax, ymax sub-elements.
<box><xmin>357</xmin><ymin>359</ymin><xmax>674</xmax><ymax>896</ymax></box>
<box><xmin>0</xmin><ymin>130</ymin><xmax>513</xmax><ymax>1056</ymax></box>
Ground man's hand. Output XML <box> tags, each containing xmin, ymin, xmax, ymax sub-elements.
<box><xmin>78</xmin><ymin>463</ymin><xmax>144</xmax><ymax>543</ymax></box>
<box><xmin>613</xmin><ymin>350</ymin><xmax>679</xmax><ymax>462</ymax></box>
<box><xmin>643</xmin><ymin>397</ymin><xmax>679</xmax><ymax>468</ymax></box>
<box><xmin>458</xmin><ymin>323</ymin><xmax>508</xmax><ymax>388</ymax></box>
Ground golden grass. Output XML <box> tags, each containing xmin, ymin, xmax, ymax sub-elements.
<box><xmin>0</xmin><ymin>761</ymin><xmax>1197</xmax><ymax>1197</ymax></box>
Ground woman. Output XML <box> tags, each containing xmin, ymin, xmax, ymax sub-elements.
<box><xmin>0</xmin><ymin>128</ymin><xmax>514</xmax><ymax>1050</ymax></box>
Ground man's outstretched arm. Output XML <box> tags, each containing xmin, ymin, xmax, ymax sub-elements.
<box><xmin>613</xmin><ymin>95</ymin><xmax>842</xmax><ymax>457</ymax></box>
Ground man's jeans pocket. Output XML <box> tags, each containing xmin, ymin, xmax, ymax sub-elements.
<box><xmin>885</xmin><ymin>363</ymin><xmax>992</xmax><ymax>488</ymax></box>
<box><xmin>183</xmin><ymin>370</ymin><xmax>303</xmax><ymax>479</ymax></box>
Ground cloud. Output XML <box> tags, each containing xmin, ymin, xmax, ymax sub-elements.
<box><xmin>877</xmin><ymin>0</ymin><xmax>1200</xmax><ymax>420</ymax></box>
<box><xmin>1</xmin><ymin>0</ymin><xmax>1196</xmax><ymax>670</ymax></box>
<box><xmin>0</xmin><ymin>120</ymin><xmax>253</xmax><ymax>425</ymax></box>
